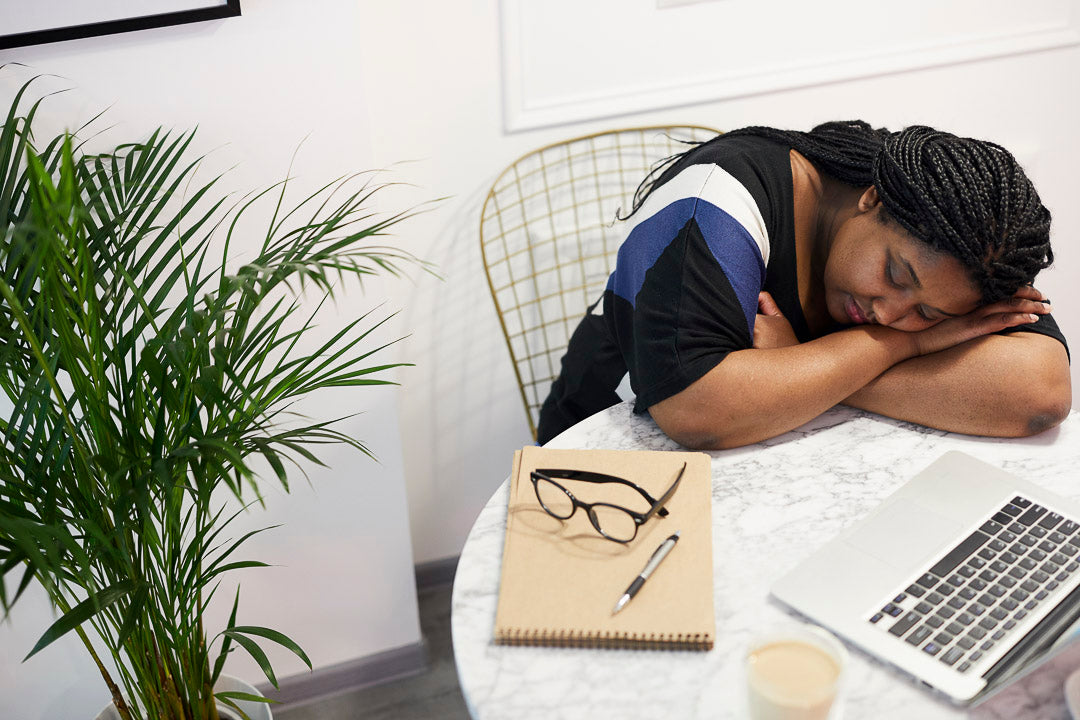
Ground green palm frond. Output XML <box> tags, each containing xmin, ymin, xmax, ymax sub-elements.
<box><xmin>0</xmin><ymin>77</ymin><xmax>431</xmax><ymax>720</ymax></box>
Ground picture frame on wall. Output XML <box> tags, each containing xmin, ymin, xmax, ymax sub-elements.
<box><xmin>0</xmin><ymin>0</ymin><xmax>242</xmax><ymax>50</ymax></box>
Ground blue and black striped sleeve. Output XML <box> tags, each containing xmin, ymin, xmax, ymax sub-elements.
<box><xmin>600</xmin><ymin>163</ymin><xmax>774</xmax><ymax>412</ymax></box>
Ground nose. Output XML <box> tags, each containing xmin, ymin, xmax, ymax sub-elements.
<box><xmin>870</xmin><ymin>294</ymin><xmax>914</xmax><ymax>327</ymax></box>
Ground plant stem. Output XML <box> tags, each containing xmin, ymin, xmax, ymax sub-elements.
<box><xmin>207</xmin><ymin>687</ymin><xmax>221</xmax><ymax>720</ymax></box>
<box><xmin>75</xmin><ymin>624</ymin><xmax>134</xmax><ymax>720</ymax></box>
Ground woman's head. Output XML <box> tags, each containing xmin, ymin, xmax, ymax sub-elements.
<box><xmin>633</xmin><ymin>120</ymin><xmax>1054</xmax><ymax>318</ymax></box>
<box><xmin>749</xmin><ymin>120</ymin><xmax>1053</xmax><ymax>309</ymax></box>
<box><xmin>872</xmin><ymin>125</ymin><xmax>1052</xmax><ymax>305</ymax></box>
<box><xmin>822</xmin><ymin>185</ymin><xmax>983</xmax><ymax>331</ymax></box>
<box><xmin>816</xmin><ymin>122</ymin><xmax>1054</xmax><ymax>329</ymax></box>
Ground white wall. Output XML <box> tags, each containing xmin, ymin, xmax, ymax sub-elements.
<box><xmin>0</xmin><ymin>1</ymin><xmax>421</xmax><ymax>718</ymax></box>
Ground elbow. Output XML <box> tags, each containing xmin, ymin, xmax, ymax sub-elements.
<box><xmin>1025</xmin><ymin>407</ymin><xmax>1068</xmax><ymax>435</ymax></box>
<box><xmin>648</xmin><ymin>405</ymin><xmax>750</xmax><ymax>451</ymax></box>
<box><xmin>668</xmin><ymin>428</ymin><xmax>725</xmax><ymax>451</ymax></box>
<box><xmin>994</xmin><ymin>336</ymin><xmax>1072</xmax><ymax>437</ymax></box>
<box><xmin>1022</xmin><ymin>392</ymin><xmax>1071</xmax><ymax>436</ymax></box>
<box><xmin>1017</xmin><ymin>358</ymin><xmax>1072</xmax><ymax>437</ymax></box>
<box><xmin>651</xmin><ymin>412</ymin><xmax>720</xmax><ymax>450</ymax></box>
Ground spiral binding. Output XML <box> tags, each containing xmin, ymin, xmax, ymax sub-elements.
<box><xmin>494</xmin><ymin>627</ymin><xmax>713</xmax><ymax>651</ymax></box>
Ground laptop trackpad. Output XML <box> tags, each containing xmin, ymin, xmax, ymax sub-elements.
<box><xmin>844</xmin><ymin>498</ymin><xmax>964</xmax><ymax>571</ymax></box>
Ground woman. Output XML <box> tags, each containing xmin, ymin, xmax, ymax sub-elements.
<box><xmin>536</xmin><ymin>121</ymin><xmax>1071</xmax><ymax>448</ymax></box>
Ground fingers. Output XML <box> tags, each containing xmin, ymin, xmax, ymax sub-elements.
<box><xmin>1012</xmin><ymin>285</ymin><xmax>1047</xmax><ymax>302</ymax></box>
<box><xmin>914</xmin><ymin>306</ymin><xmax>1040</xmax><ymax>356</ymax></box>
<box><xmin>757</xmin><ymin>291</ymin><xmax>782</xmax><ymax>317</ymax></box>
<box><xmin>955</xmin><ymin>311</ymin><xmax>1040</xmax><ymax>345</ymax></box>
<box><xmin>990</xmin><ymin>312</ymin><xmax>1042</xmax><ymax>330</ymax></box>
<box><xmin>1006</xmin><ymin>286</ymin><xmax>1051</xmax><ymax>313</ymax></box>
<box><xmin>978</xmin><ymin>291</ymin><xmax>1051</xmax><ymax>319</ymax></box>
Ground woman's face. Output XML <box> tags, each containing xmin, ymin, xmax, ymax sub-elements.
<box><xmin>823</xmin><ymin>189</ymin><xmax>982</xmax><ymax>332</ymax></box>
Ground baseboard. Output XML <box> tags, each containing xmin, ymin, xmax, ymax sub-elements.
<box><xmin>414</xmin><ymin>555</ymin><xmax>459</xmax><ymax>590</ymax></box>
<box><xmin>257</xmin><ymin>555</ymin><xmax>461</xmax><ymax>709</ymax></box>
<box><xmin>259</xmin><ymin>640</ymin><xmax>428</xmax><ymax>709</ymax></box>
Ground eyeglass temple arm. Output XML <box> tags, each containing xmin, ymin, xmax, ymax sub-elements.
<box><xmin>640</xmin><ymin>462</ymin><xmax>686</xmax><ymax>523</ymax></box>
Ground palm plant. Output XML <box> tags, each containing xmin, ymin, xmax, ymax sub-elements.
<box><xmin>0</xmin><ymin>76</ymin><xmax>429</xmax><ymax>719</ymax></box>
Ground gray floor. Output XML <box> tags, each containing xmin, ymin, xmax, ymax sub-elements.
<box><xmin>277</xmin><ymin>583</ymin><xmax>470</xmax><ymax>720</ymax></box>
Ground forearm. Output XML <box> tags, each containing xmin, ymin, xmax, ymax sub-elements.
<box><xmin>844</xmin><ymin>332</ymin><xmax>1072</xmax><ymax>436</ymax></box>
<box><xmin>649</xmin><ymin>325</ymin><xmax>917</xmax><ymax>449</ymax></box>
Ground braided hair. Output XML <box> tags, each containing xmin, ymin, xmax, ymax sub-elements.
<box><xmin>629</xmin><ymin>121</ymin><xmax>1053</xmax><ymax>303</ymax></box>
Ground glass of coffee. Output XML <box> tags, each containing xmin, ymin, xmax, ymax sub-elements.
<box><xmin>745</xmin><ymin>625</ymin><xmax>848</xmax><ymax>720</ymax></box>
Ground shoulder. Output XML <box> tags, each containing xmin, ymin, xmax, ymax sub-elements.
<box><xmin>659</xmin><ymin>134</ymin><xmax>793</xmax><ymax>192</ymax></box>
<box><xmin>640</xmin><ymin>135</ymin><xmax>794</xmax><ymax>219</ymax></box>
<box><xmin>632</xmin><ymin>164</ymin><xmax>769</xmax><ymax>266</ymax></box>
<box><xmin>647</xmin><ymin>134</ymin><xmax>793</xmax><ymax>248</ymax></box>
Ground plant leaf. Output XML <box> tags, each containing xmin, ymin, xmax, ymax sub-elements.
<box><xmin>215</xmin><ymin>696</ymin><xmax>253</xmax><ymax>720</ymax></box>
<box><xmin>211</xmin><ymin>586</ymin><xmax>241</xmax><ymax>685</ymax></box>
<box><xmin>227</xmin><ymin>625</ymin><xmax>311</xmax><ymax>669</ymax></box>
<box><xmin>23</xmin><ymin>580</ymin><xmax>136</xmax><ymax>660</ymax></box>
<box><xmin>214</xmin><ymin>691</ymin><xmax>276</xmax><ymax>704</ymax></box>
<box><xmin>222</xmin><ymin>630</ymin><xmax>278</xmax><ymax>688</ymax></box>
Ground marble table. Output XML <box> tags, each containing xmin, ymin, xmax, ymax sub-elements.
<box><xmin>451</xmin><ymin>403</ymin><xmax>1080</xmax><ymax>720</ymax></box>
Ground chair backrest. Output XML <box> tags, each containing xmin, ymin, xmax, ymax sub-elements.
<box><xmin>480</xmin><ymin>125</ymin><xmax>720</xmax><ymax>440</ymax></box>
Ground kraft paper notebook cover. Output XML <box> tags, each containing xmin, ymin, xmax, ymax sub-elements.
<box><xmin>494</xmin><ymin>446</ymin><xmax>715</xmax><ymax>650</ymax></box>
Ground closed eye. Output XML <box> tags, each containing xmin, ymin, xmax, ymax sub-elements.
<box><xmin>886</xmin><ymin>257</ymin><xmax>904</xmax><ymax>289</ymax></box>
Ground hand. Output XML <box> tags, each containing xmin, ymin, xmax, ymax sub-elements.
<box><xmin>753</xmin><ymin>291</ymin><xmax>799</xmax><ymax>349</ymax></box>
<box><xmin>908</xmin><ymin>285</ymin><xmax>1051</xmax><ymax>357</ymax></box>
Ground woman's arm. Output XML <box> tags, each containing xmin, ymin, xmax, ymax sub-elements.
<box><xmin>648</xmin><ymin>325</ymin><xmax>917</xmax><ymax>449</ymax></box>
<box><xmin>649</xmin><ymin>294</ymin><xmax>1066</xmax><ymax>450</ymax></box>
<box><xmin>843</xmin><ymin>332</ymin><xmax>1071</xmax><ymax>436</ymax></box>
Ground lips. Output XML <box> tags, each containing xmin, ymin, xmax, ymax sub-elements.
<box><xmin>846</xmin><ymin>296</ymin><xmax>869</xmax><ymax>325</ymax></box>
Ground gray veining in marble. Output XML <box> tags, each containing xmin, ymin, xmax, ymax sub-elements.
<box><xmin>451</xmin><ymin>404</ymin><xmax>1080</xmax><ymax>720</ymax></box>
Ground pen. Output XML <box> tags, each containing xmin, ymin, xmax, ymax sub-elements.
<box><xmin>612</xmin><ymin>531</ymin><xmax>681</xmax><ymax>615</ymax></box>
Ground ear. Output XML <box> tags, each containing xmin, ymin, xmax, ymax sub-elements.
<box><xmin>857</xmin><ymin>186</ymin><xmax>881</xmax><ymax>212</ymax></box>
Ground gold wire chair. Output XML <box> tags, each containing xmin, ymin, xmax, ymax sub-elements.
<box><xmin>480</xmin><ymin>125</ymin><xmax>721</xmax><ymax>440</ymax></box>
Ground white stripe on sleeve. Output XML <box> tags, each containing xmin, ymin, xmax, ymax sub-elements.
<box><xmin>634</xmin><ymin>163</ymin><xmax>770</xmax><ymax>267</ymax></box>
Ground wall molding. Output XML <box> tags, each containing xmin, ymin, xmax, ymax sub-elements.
<box><xmin>501</xmin><ymin>1</ymin><xmax>1080</xmax><ymax>132</ymax></box>
<box><xmin>259</xmin><ymin>641</ymin><xmax>428</xmax><ymax>709</ymax></box>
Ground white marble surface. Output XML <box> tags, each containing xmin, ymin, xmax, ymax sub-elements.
<box><xmin>451</xmin><ymin>404</ymin><xmax>1080</xmax><ymax>720</ymax></box>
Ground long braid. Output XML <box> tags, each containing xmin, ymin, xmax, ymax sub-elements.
<box><xmin>727</xmin><ymin>120</ymin><xmax>887</xmax><ymax>186</ymax></box>
<box><xmin>627</xmin><ymin>121</ymin><xmax>1053</xmax><ymax>303</ymax></box>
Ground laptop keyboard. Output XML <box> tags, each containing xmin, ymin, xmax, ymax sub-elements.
<box><xmin>868</xmin><ymin>495</ymin><xmax>1080</xmax><ymax>674</ymax></box>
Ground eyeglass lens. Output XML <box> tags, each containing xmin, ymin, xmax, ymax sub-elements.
<box><xmin>534</xmin><ymin>477</ymin><xmax>640</xmax><ymax>542</ymax></box>
<box><xmin>587</xmin><ymin>505</ymin><xmax>637</xmax><ymax>542</ymax></box>
<box><xmin>533</xmin><ymin>476</ymin><xmax>574</xmax><ymax>518</ymax></box>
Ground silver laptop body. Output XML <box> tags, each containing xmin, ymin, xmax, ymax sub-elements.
<box><xmin>771</xmin><ymin>450</ymin><xmax>1080</xmax><ymax>704</ymax></box>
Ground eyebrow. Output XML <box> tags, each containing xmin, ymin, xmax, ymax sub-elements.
<box><xmin>897</xmin><ymin>253</ymin><xmax>962</xmax><ymax>318</ymax></box>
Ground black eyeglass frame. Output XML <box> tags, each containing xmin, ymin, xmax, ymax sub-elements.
<box><xmin>528</xmin><ymin>462</ymin><xmax>686</xmax><ymax>543</ymax></box>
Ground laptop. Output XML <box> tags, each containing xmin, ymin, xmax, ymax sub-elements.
<box><xmin>771</xmin><ymin>450</ymin><xmax>1080</xmax><ymax>705</ymax></box>
<box><xmin>971</xmin><ymin>626</ymin><xmax>1080</xmax><ymax>717</ymax></box>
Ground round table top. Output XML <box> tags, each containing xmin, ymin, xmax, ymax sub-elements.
<box><xmin>451</xmin><ymin>403</ymin><xmax>1080</xmax><ymax>720</ymax></box>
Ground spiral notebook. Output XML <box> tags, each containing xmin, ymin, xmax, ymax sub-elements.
<box><xmin>494</xmin><ymin>446</ymin><xmax>715</xmax><ymax>650</ymax></box>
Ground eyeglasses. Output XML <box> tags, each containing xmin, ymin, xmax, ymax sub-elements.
<box><xmin>528</xmin><ymin>462</ymin><xmax>686</xmax><ymax>543</ymax></box>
